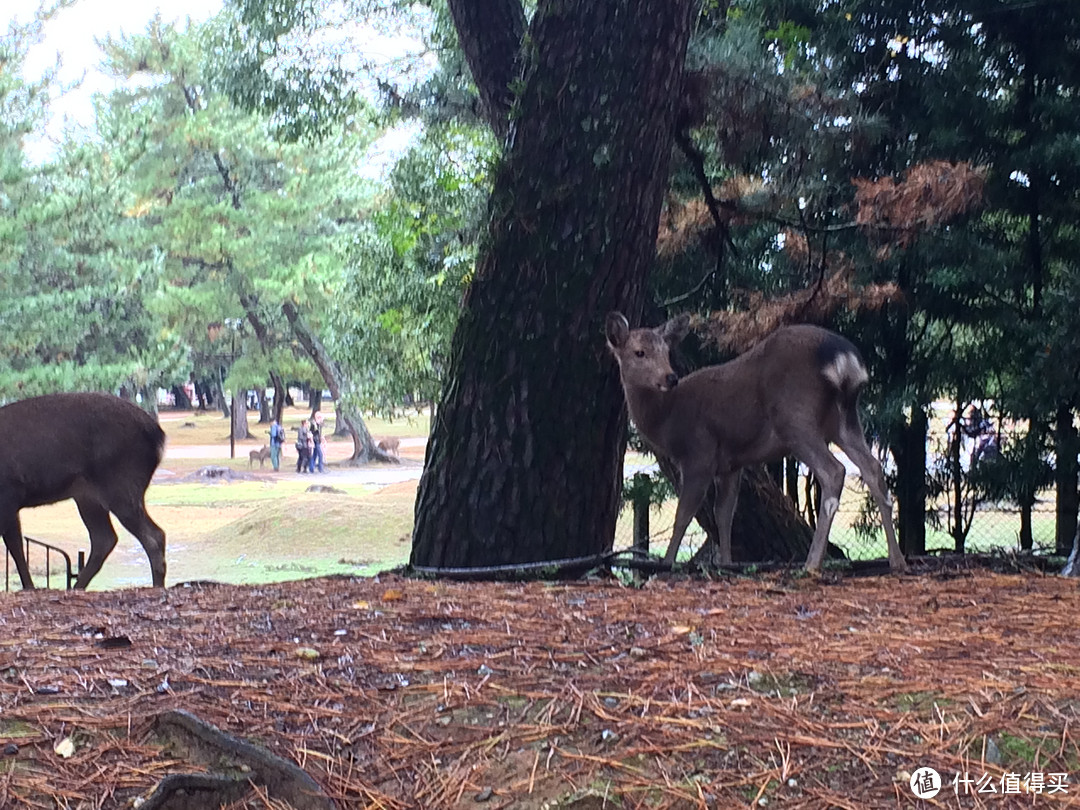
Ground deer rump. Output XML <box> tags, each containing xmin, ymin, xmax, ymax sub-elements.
<box><xmin>0</xmin><ymin>392</ymin><xmax>167</xmax><ymax>590</ymax></box>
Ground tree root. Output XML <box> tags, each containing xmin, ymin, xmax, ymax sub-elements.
<box><xmin>141</xmin><ymin>709</ymin><xmax>336</xmax><ymax>809</ymax></box>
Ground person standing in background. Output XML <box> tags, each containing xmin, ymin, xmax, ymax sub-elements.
<box><xmin>309</xmin><ymin>412</ymin><xmax>326</xmax><ymax>473</ymax></box>
<box><xmin>296</xmin><ymin>419</ymin><xmax>311</xmax><ymax>473</ymax></box>
<box><xmin>268</xmin><ymin>417</ymin><xmax>285</xmax><ymax>471</ymax></box>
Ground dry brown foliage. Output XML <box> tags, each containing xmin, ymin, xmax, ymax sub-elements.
<box><xmin>700</xmin><ymin>246</ymin><xmax>903</xmax><ymax>354</ymax></box>
<box><xmin>854</xmin><ymin>160</ymin><xmax>986</xmax><ymax>252</ymax></box>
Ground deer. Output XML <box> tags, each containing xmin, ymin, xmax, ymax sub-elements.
<box><xmin>0</xmin><ymin>392</ymin><xmax>167</xmax><ymax>590</ymax></box>
<box><xmin>249</xmin><ymin>445</ymin><xmax>271</xmax><ymax>468</ymax></box>
<box><xmin>605</xmin><ymin>312</ymin><xmax>907</xmax><ymax>574</ymax></box>
<box><xmin>377</xmin><ymin>437</ymin><xmax>401</xmax><ymax>459</ymax></box>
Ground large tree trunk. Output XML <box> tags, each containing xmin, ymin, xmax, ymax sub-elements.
<box><xmin>281</xmin><ymin>301</ymin><xmax>392</xmax><ymax>463</ymax></box>
<box><xmin>445</xmin><ymin>0</ymin><xmax>524</xmax><ymax>139</ymax></box>
<box><xmin>411</xmin><ymin>0</ymin><xmax>695</xmax><ymax>569</ymax></box>
<box><xmin>1055</xmin><ymin>404</ymin><xmax>1079</xmax><ymax>555</ymax></box>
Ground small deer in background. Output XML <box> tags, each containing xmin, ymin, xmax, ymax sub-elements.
<box><xmin>377</xmin><ymin>437</ymin><xmax>401</xmax><ymax>459</ymax></box>
<box><xmin>0</xmin><ymin>392</ymin><xmax>167</xmax><ymax>589</ymax></box>
<box><xmin>605</xmin><ymin>312</ymin><xmax>907</xmax><ymax>574</ymax></box>
<box><xmin>249</xmin><ymin>445</ymin><xmax>271</xmax><ymax>468</ymax></box>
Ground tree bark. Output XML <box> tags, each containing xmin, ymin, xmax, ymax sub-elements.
<box><xmin>445</xmin><ymin>0</ymin><xmax>525</xmax><ymax>139</ymax></box>
<box><xmin>1055</xmin><ymin>404</ymin><xmax>1079</xmax><ymax>555</ymax></box>
<box><xmin>281</xmin><ymin>301</ymin><xmax>392</xmax><ymax>463</ymax></box>
<box><xmin>231</xmin><ymin>388</ymin><xmax>253</xmax><ymax>439</ymax></box>
<box><xmin>411</xmin><ymin>0</ymin><xmax>696</xmax><ymax>568</ymax></box>
<box><xmin>895</xmin><ymin>405</ymin><xmax>928</xmax><ymax>556</ymax></box>
<box><xmin>269</xmin><ymin>371</ymin><xmax>286</xmax><ymax>424</ymax></box>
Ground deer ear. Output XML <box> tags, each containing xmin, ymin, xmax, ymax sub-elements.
<box><xmin>605</xmin><ymin>312</ymin><xmax>630</xmax><ymax>349</ymax></box>
<box><xmin>660</xmin><ymin>313</ymin><xmax>691</xmax><ymax>345</ymax></box>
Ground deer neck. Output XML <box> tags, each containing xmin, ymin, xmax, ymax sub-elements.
<box><xmin>624</xmin><ymin>384</ymin><xmax>676</xmax><ymax>449</ymax></box>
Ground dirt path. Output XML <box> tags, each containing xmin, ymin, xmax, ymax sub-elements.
<box><xmin>160</xmin><ymin>439</ymin><xmax>426</xmax><ymax>486</ymax></box>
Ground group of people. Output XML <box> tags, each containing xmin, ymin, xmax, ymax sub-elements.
<box><xmin>265</xmin><ymin>412</ymin><xmax>327</xmax><ymax>473</ymax></box>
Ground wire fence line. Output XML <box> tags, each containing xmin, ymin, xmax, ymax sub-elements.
<box><xmin>616</xmin><ymin>400</ymin><xmax>1073</xmax><ymax>564</ymax></box>
<box><xmin>613</xmin><ymin>480</ymin><xmax>1061</xmax><ymax>563</ymax></box>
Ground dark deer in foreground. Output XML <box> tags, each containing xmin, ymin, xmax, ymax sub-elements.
<box><xmin>0</xmin><ymin>392</ymin><xmax>167</xmax><ymax>589</ymax></box>
<box><xmin>605</xmin><ymin>312</ymin><xmax>907</xmax><ymax>574</ymax></box>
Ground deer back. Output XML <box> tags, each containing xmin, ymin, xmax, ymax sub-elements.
<box><xmin>607</xmin><ymin>314</ymin><xmax>867</xmax><ymax>470</ymax></box>
<box><xmin>0</xmin><ymin>393</ymin><xmax>166</xmax><ymax>509</ymax></box>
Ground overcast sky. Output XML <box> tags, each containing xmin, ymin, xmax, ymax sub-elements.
<box><xmin>10</xmin><ymin>0</ymin><xmax>429</xmax><ymax>172</ymax></box>
<box><xmin>11</xmin><ymin>0</ymin><xmax>224</xmax><ymax>157</ymax></box>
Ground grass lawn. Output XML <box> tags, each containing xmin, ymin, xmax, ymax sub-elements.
<box><xmin>8</xmin><ymin>403</ymin><xmax>1055</xmax><ymax>590</ymax></box>
<box><xmin>12</xmin><ymin>406</ymin><xmax>426</xmax><ymax>591</ymax></box>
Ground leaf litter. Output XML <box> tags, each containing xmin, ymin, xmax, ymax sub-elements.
<box><xmin>1</xmin><ymin>570</ymin><xmax>1078</xmax><ymax>808</ymax></box>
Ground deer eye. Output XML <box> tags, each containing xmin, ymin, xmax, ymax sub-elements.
<box><xmin>634</xmin><ymin>350</ymin><xmax>645</xmax><ymax>358</ymax></box>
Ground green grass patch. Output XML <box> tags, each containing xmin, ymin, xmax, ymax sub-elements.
<box><xmin>18</xmin><ymin>480</ymin><xmax>414</xmax><ymax>591</ymax></box>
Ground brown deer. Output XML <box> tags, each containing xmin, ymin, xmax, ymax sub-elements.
<box><xmin>377</xmin><ymin>437</ymin><xmax>401</xmax><ymax>459</ymax></box>
<box><xmin>0</xmin><ymin>392</ymin><xmax>167</xmax><ymax>590</ymax></box>
<box><xmin>605</xmin><ymin>312</ymin><xmax>907</xmax><ymax>574</ymax></box>
<box><xmin>248</xmin><ymin>445</ymin><xmax>271</xmax><ymax>468</ymax></box>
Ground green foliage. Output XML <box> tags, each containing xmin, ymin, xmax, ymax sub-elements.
<box><xmin>332</xmin><ymin>122</ymin><xmax>495</xmax><ymax>411</ymax></box>
<box><xmin>0</xmin><ymin>11</ymin><xmax>177</xmax><ymax>398</ymax></box>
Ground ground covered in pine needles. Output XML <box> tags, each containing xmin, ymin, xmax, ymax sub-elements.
<box><xmin>2</xmin><ymin>569</ymin><xmax>1079</xmax><ymax>809</ymax></box>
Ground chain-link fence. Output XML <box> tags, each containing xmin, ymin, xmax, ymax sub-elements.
<box><xmin>615</xmin><ymin>402</ymin><xmax>1070</xmax><ymax>564</ymax></box>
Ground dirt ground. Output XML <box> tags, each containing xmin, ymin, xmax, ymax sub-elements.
<box><xmin>2</xmin><ymin>569</ymin><xmax>1079</xmax><ymax>809</ymax></box>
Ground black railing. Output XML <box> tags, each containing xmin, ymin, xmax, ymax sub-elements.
<box><xmin>3</xmin><ymin>536</ymin><xmax>80</xmax><ymax>591</ymax></box>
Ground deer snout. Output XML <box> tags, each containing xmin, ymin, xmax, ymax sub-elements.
<box><xmin>660</xmin><ymin>373</ymin><xmax>679</xmax><ymax>391</ymax></box>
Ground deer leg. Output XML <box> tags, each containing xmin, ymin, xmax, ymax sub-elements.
<box><xmin>797</xmin><ymin>445</ymin><xmax>847</xmax><ymax>572</ymax></box>
<box><xmin>1</xmin><ymin>509</ymin><xmax>35</xmax><ymax>590</ymax></box>
<box><xmin>110</xmin><ymin>499</ymin><xmax>167</xmax><ymax>588</ymax></box>
<box><xmin>73</xmin><ymin>497</ymin><xmax>119</xmax><ymax>589</ymax></box>
<box><xmin>711</xmin><ymin>471</ymin><xmax>741</xmax><ymax>565</ymax></box>
<box><xmin>664</xmin><ymin>464</ymin><xmax>713</xmax><ymax>567</ymax></box>
<box><xmin>837</xmin><ymin>420</ymin><xmax>908</xmax><ymax>574</ymax></box>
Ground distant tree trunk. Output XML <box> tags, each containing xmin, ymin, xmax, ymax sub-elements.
<box><xmin>281</xmin><ymin>301</ymin><xmax>391</xmax><ymax>463</ymax></box>
<box><xmin>948</xmin><ymin>405</ymin><xmax>967</xmax><ymax>554</ymax></box>
<box><xmin>333</xmin><ymin>402</ymin><xmax>350</xmax><ymax>438</ymax></box>
<box><xmin>258</xmin><ymin>390</ymin><xmax>270</xmax><ymax>423</ymax></box>
<box><xmin>1019</xmin><ymin>502</ymin><xmax>1034</xmax><ymax>550</ymax></box>
<box><xmin>895</xmin><ymin>405</ymin><xmax>928</xmax><ymax>556</ymax></box>
<box><xmin>139</xmin><ymin>387</ymin><xmax>159</xmax><ymax>417</ymax></box>
<box><xmin>310</xmin><ymin>388</ymin><xmax>323</xmax><ymax>417</ymax></box>
<box><xmin>410</xmin><ymin>0</ymin><xmax>695</xmax><ymax>569</ymax></box>
<box><xmin>231</xmin><ymin>388</ymin><xmax>253</xmax><ymax>439</ymax></box>
<box><xmin>784</xmin><ymin>457</ymin><xmax>800</xmax><ymax>510</ymax></box>
<box><xmin>214</xmin><ymin>372</ymin><xmax>229</xmax><ymax>418</ymax></box>
<box><xmin>193</xmin><ymin>379</ymin><xmax>213</xmax><ymax>410</ymax></box>
<box><xmin>269</xmin><ymin>371</ymin><xmax>286</xmax><ymax>424</ymax></box>
<box><xmin>653</xmin><ymin>457</ymin><xmax>813</xmax><ymax>564</ymax></box>
<box><xmin>1055</xmin><ymin>404</ymin><xmax>1079</xmax><ymax>555</ymax></box>
<box><xmin>171</xmin><ymin>384</ymin><xmax>192</xmax><ymax>410</ymax></box>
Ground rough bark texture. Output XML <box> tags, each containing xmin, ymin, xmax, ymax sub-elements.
<box><xmin>445</xmin><ymin>0</ymin><xmax>525</xmax><ymax>139</ymax></box>
<box><xmin>411</xmin><ymin>0</ymin><xmax>695</xmax><ymax>568</ymax></box>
